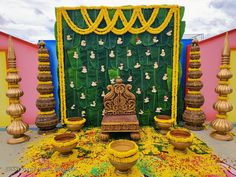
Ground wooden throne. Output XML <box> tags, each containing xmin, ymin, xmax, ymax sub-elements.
<box><xmin>100</xmin><ymin>77</ymin><xmax>140</xmax><ymax>141</ymax></box>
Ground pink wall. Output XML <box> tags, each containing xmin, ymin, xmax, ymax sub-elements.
<box><xmin>0</xmin><ymin>32</ymin><xmax>38</xmax><ymax>124</ymax></box>
<box><xmin>188</xmin><ymin>30</ymin><xmax>236</xmax><ymax>122</ymax></box>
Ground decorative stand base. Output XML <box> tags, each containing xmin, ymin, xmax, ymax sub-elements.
<box><xmin>184</xmin><ymin>124</ymin><xmax>204</xmax><ymax>131</ymax></box>
<box><xmin>210</xmin><ymin>131</ymin><xmax>233</xmax><ymax>141</ymax></box>
<box><xmin>38</xmin><ymin>128</ymin><xmax>57</xmax><ymax>135</ymax></box>
<box><xmin>7</xmin><ymin>134</ymin><xmax>30</xmax><ymax>144</ymax></box>
<box><xmin>130</xmin><ymin>132</ymin><xmax>140</xmax><ymax>140</ymax></box>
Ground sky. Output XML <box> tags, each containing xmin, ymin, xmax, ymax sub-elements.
<box><xmin>0</xmin><ymin>0</ymin><xmax>235</xmax><ymax>43</ymax></box>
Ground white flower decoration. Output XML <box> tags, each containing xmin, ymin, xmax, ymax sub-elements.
<box><xmin>67</xmin><ymin>35</ymin><xmax>72</xmax><ymax>41</ymax></box>
<box><xmin>155</xmin><ymin>107</ymin><xmax>162</xmax><ymax>113</ymax></box>
<box><xmin>127</xmin><ymin>76</ymin><xmax>132</xmax><ymax>82</ymax></box>
<box><xmin>90</xmin><ymin>51</ymin><xmax>95</xmax><ymax>59</ymax></box>
<box><xmin>70</xmin><ymin>104</ymin><xmax>75</xmax><ymax>110</ymax></box>
<box><xmin>145</xmin><ymin>50</ymin><xmax>151</xmax><ymax>56</ymax></box>
<box><xmin>81</xmin><ymin>40</ymin><xmax>86</xmax><ymax>46</ymax></box>
<box><xmin>136</xmin><ymin>88</ymin><xmax>141</xmax><ymax>94</ymax></box>
<box><xmin>100</xmin><ymin>65</ymin><xmax>105</xmax><ymax>72</ymax></box>
<box><xmin>136</xmin><ymin>39</ymin><xmax>142</xmax><ymax>45</ymax></box>
<box><xmin>145</xmin><ymin>72</ymin><xmax>150</xmax><ymax>80</ymax></box>
<box><xmin>144</xmin><ymin>97</ymin><xmax>149</xmax><ymax>103</ymax></box>
<box><xmin>139</xmin><ymin>109</ymin><xmax>144</xmax><ymax>115</ymax></box>
<box><xmin>153</xmin><ymin>36</ymin><xmax>159</xmax><ymax>43</ymax></box>
<box><xmin>110</xmin><ymin>78</ymin><xmax>115</xmax><ymax>84</ymax></box>
<box><xmin>151</xmin><ymin>86</ymin><xmax>157</xmax><ymax>93</ymax></box>
<box><xmin>98</xmin><ymin>39</ymin><xmax>104</xmax><ymax>45</ymax></box>
<box><xmin>101</xmin><ymin>91</ymin><xmax>105</xmax><ymax>97</ymax></box>
<box><xmin>117</xmin><ymin>37</ymin><xmax>123</xmax><ymax>44</ymax></box>
<box><xmin>118</xmin><ymin>63</ymin><xmax>124</xmax><ymax>70</ymax></box>
<box><xmin>154</xmin><ymin>62</ymin><xmax>158</xmax><ymax>69</ymax></box>
<box><xmin>80</xmin><ymin>93</ymin><xmax>86</xmax><ymax>100</ymax></box>
<box><xmin>81</xmin><ymin>111</ymin><xmax>86</xmax><ymax>117</ymax></box>
<box><xmin>70</xmin><ymin>81</ymin><xmax>74</xmax><ymax>88</ymax></box>
<box><xmin>164</xmin><ymin>96</ymin><xmax>169</xmax><ymax>102</ymax></box>
<box><xmin>90</xmin><ymin>101</ymin><xmax>96</xmax><ymax>107</ymax></box>
<box><xmin>109</xmin><ymin>50</ymin><xmax>115</xmax><ymax>58</ymax></box>
<box><xmin>162</xmin><ymin>73</ymin><xmax>168</xmax><ymax>80</ymax></box>
<box><xmin>102</xmin><ymin>109</ymin><xmax>105</xmax><ymax>116</ymax></box>
<box><xmin>166</xmin><ymin>30</ymin><xmax>172</xmax><ymax>36</ymax></box>
<box><xmin>127</xmin><ymin>50</ymin><xmax>132</xmax><ymax>57</ymax></box>
<box><xmin>73</xmin><ymin>51</ymin><xmax>79</xmax><ymax>59</ymax></box>
<box><xmin>134</xmin><ymin>63</ymin><xmax>141</xmax><ymax>69</ymax></box>
<box><xmin>91</xmin><ymin>81</ymin><xmax>97</xmax><ymax>87</ymax></box>
<box><xmin>160</xmin><ymin>49</ymin><xmax>166</xmax><ymax>57</ymax></box>
<box><xmin>81</xmin><ymin>66</ymin><xmax>87</xmax><ymax>73</ymax></box>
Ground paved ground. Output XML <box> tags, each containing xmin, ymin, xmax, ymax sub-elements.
<box><xmin>0</xmin><ymin>126</ymin><xmax>235</xmax><ymax>177</ymax></box>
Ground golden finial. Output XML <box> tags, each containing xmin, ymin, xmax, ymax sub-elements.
<box><xmin>8</xmin><ymin>37</ymin><xmax>16</xmax><ymax>61</ymax></box>
<box><xmin>223</xmin><ymin>32</ymin><xmax>230</xmax><ymax>56</ymax></box>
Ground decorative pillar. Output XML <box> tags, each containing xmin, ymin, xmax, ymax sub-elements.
<box><xmin>35</xmin><ymin>41</ymin><xmax>58</xmax><ymax>134</ymax></box>
<box><xmin>210</xmin><ymin>33</ymin><xmax>234</xmax><ymax>141</ymax></box>
<box><xmin>6</xmin><ymin>37</ymin><xmax>30</xmax><ymax>144</ymax></box>
<box><xmin>183</xmin><ymin>39</ymin><xmax>206</xmax><ymax>130</ymax></box>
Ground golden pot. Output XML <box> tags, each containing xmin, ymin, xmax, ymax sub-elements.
<box><xmin>108</xmin><ymin>140</ymin><xmax>139</xmax><ymax>174</ymax></box>
<box><xmin>167</xmin><ymin>129</ymin><xmax>194</xmax><ymax>152</ymax></box>
<box><xmin>154</xmin><ymin>115</ymin><xmax>174</xmax><ymax>134</ymax></box>
<box><xmin>52</xmin><ymin>133</ymin><xmax>78</xmax><ymax>156</ymax></box>
<box><xmin>65</xmin><ymin>117</ymin><xmax>86</xmax><ymax>131</ymax></box>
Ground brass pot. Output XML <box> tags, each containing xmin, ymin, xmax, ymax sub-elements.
<box><xmin>65</xmin><ymin>117</ymin><xmax>86</xmax><ymax>131</ymax></box>
<box><xmin>154</xmin><ymin>115</ymin><xmax>174</xmax><ymax>135</ymax></box>
<box><xmin>167</xmin><ymin>129</ymin><xmax>193</xmax><ymax>152</ymax></box>
<box><xmin>108</xmin><ymin>140</ymin><xmax>139</xmax><ymax>174</ymax></box>
<box><xmin>52</xmin><ymin>133</ymin><xmax>78</xmax><ymax>156</ymax></box>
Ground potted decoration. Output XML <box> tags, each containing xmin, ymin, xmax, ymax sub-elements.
<box><xmin>108</xmin><ymin>140</ymin><xmax>139</xmax><ymax>174</ymax></box>
<box><xmin>167</xmin><ymin>128</ymin><xmax>194</xmax><ymax>153</ymax></box>
<box><xmin>154</xmin><ymin>115</ymin><xmax>174</xmax><ymax>134</ymax></box>
<box><xmin>65</xmin><ymin>117</ymin><xmax>86</xmax><ymax>131</ymax></box>
<box><xmin>52</xmin><ymin>133</ymin><xmax>78</xmax><ymax>156</ymax></box>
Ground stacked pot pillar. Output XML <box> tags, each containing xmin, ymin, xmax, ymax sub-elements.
<box><xmin>183</xmin><ymin>40</ymin><xmax>206</xmax><ymax>130</ymax></box>
<box><xmin>35</xmin><ymin>41</ymin><xmax>58</xmax><ymax>134</ymax></box>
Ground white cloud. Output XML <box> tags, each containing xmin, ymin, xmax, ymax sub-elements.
<box><xmin>0</xmin><ymin>0</ymin><xmax>235</xmax><ymax>43</ymax></box>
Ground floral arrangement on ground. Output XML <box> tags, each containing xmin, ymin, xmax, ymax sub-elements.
<box><xmin>14</xmin><ymin>127</ymin><xmax>227</xmax><ymax>177</ymax></box>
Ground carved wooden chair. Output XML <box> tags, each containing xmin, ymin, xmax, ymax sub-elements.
<box><xmin>100</xmin><ymin>77</ymin><xmax>140</xmax><ymax>141</ymax></box>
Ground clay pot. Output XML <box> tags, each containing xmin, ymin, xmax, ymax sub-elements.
<box><xmin>167</xmin><ymin>129</ymin><xmax>193</xmax><ymax>152</ymax></box>
<box><xmin>183</xmin><ymin>110</ymin><xmax>205</xmax><ymax>130</ymax></box>
<box><xmin>188</xmin><ymin>70</ymin><xmax>202</xmax><ymax>78</ymax></box>
<box><xmin>154</xmin><ymin>115</ymin><xmax>174</xmax><ymax>135</ymax></box>
<box><xmin>65</xmin><ymin>117</ymin><xmax>86</xmax><ymax>131</ymax></box>
<box><xmin>38</xmin><ymin>65</ymin><xmax>50</xmax><ymax>71</ymax></box>
<box><xmin>108</xmin><ymin>140</ymin><xmax>139</xmax><ymax>174</ymax></box>
<box><xmin>53</xmin><ymin>133</ymin><xmax>78</xmax><ymax>156</ymax></box>
<box><xmin>37</xmin><ymin>84</ymin><xmax>54</xmax><ymax>94</ymax></box>
<box><xmin>37</xmin><ymin>73</ymin><xmax>52</xmax><ymax>82</ymax></box>
<box><xmin>36</xmin><ymin>97</ymin><xmax>56</xmax><ymax>111</ymax></box>
<box><xmin>189</xmin><ymin>62</ymin><xmax>201</xmax><ymax>68</ymax></box>
<box><xmin>36</xmin><ymin>112</ymin><xmax>58</xmax><ymax>134</ymax></box>
<box><xmin>186</xmin><ymin>81</ymin><xmax>203</xmax><ymax>91</ymax></box>
<box><xmin>184</xmin><ymin>94</ymin><xmax>204</xmax><ymax>108</ymax></box>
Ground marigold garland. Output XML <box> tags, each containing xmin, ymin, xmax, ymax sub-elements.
<box><xmin>166</xmin><ymin>128</ymin><xmax>194</xmax><ymax>143</ymax></box>
<box><xmin>108</xmin><ymin>140</ymin><xmax>138</xmax><ymax>158</ymax></box>
<box><xmin>52</xmin><ymin>134</ymin><xmax>79</xmax><ymax>147</ymax></box>
<box><xmin>154</xmin><ymin>116</ymin><xmax>174</xmax><ymax>123</ymax></box>
<box><xmin>64</xmin><ymin>118</ymin><xmax>86</xmax><ymax>125</ymax></box>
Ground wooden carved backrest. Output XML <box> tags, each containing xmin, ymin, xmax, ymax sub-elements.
<box><xmin>104</xmin><ymin>77</ymin><xmax>136</xmax><ymax>115</ymax></box>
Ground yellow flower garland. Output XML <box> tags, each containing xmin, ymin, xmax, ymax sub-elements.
<box><xmin>64</xmin><ymin>118</ymin><xmax>86</xmax><ymax>125</ymax></box>
<box><xmin>154</xmin><ymin>116</ymin><xmax>174</xmax><ymax>124</ymax></box>
<box><xmin>186</xmin><ymin>107</ymin><xmax>201</xmax><ymax>111</ymax></box>
<box><xmin>108</xmin><ymin>152</ymin><xmax>139</xmax><ymax>163</ymax></box>
<box><xmin>7</xmin><ymin>68</ymin><xmax>18</xmax><ymax>73</ymax></box>
<box><xmin>38</xmin><ymin>81</ymin><xmax>52</xmax><ymax>85</ymax></box>
<box><xmin>107</xmin><ymin>140</ymin><xmax>138</xmax><ymax>158</ymax></box>
<box><xmin>38</xmin><ymin>53</ymin><xmax>49</xmax><ymax>57</ymax></box>
<box><xmin>39</xmin><ymin>94</ymin><xmax>53</xmax><ymax>98</ymax></box>
<box><xmin>188</xmin><ymin>91</ymin><xmax>200</xmax><ymax>94</ymax></box>
<box><xmin>52</xmin><ymin>133</ymin><xmax>79</xmax><ymax>147</ymax></box>
<box><xmin>39</xmin><ymin>110</ymin><xmax>55</xmax><ymax>115</ymax></box>
<box><xmin>220</xmin><ymin>65</ymin><xmax>230</xmax><ymax>69</ymax></box>
<box><xmin>190</xmin><ymin>51</ymin><xmax>200</xmax><ymax>55</ymax></box>
<box><xmin>166</xmin><ymin>128</ymin><xmax>194</xmax><ymax>143</ymax></box>
<box><xmin>216</xmin><ymin>114</ymin><xmax>227</xmax><ymax>119</ymax></box>
<box><xmin>56</xmin><ymin>5</ymin><xmax>180</xmax><ymax>124</ymax></box>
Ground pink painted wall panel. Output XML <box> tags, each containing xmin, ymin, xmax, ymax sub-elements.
<box><xmin>199</xmin><ymin>31</ymin><xmax>236</xmax><ymax>121</ymax></box>
<box><xmin>0</xmin><ymin>33</ymin><xmax>38</xmax><ymax>124</ymax></box>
